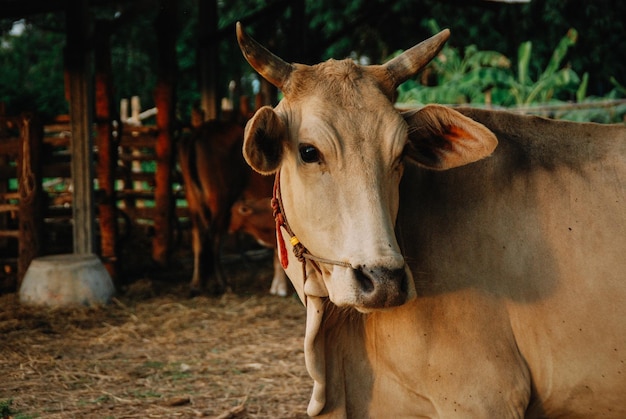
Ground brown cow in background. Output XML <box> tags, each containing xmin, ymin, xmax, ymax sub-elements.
<box><xmin>229</xmin><ymin>197</ymin><xmax>289</xmax><ymax>296</ymax></box>
<box><xmin>178</xmin><ymin>119</ymin><xmax>286</xmax><ymax>296</ymax></box>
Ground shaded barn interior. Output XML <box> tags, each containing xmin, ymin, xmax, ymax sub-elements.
<box><xmin>0</xmin><ymin>0</ymin><xmax>301</xmax><ymax>293</ymax></box>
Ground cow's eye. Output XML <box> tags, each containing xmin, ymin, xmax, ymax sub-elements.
<box><xmin>299</xmin><ymin>144</ymin><xmax>320</xmax><ymax>163</ymax></box>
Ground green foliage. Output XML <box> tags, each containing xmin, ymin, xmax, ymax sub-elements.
<box><xmin>0</xmin><ymin>20</ymin><xmax>67</xmax><ymax>119</ymax></box>
<box><xmin>397</xmin><ymin>21</ymin><xmax>512</xmax><ymax>105</ymax></box>
<box><xmin>1</xmin><ymin>0</ymin><xmax>625</xmax><ymax>124</ymax></box>
<box><xmin>0</xmin><ymin>399</ymin><xmax>12</xmax><ymax>418</ymax></box>
<box><xmin>557</xmin><ymin>83</ymin><xmax>626</xmax><ymax>123</ymax></box>
<box><xmin>110</xmin><ymin>14</ymin><xmax>158</xmax><ymax>114</ymax></box>
<box><xmin>0</xmin><ymin>399</ymin><xmax>36</xmax><ymax>419</ymax></box>
<box><xmin>397</xmin><ymin>46</ymin><xmax>512</xmax><ymax>105</ymax></box>
<box><xmin>397</xmin><ymin>24</ymin><xmax>625</xmax><ymax>122</ymax></box>
<box><xmin>502</xmin><ymin>28</ymin><xmax>580</xmax><ymax>106</ymax></box>
<box><xmin>398</xmin><ymin>28</ymin><xmax>584</xmax><ymax>110</ymax></box>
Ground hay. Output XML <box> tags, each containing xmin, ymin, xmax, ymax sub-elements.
<box><xmin>0</xmin><ymin>258</ymin><xmax>311</xmax><ymax>418</ymax></box>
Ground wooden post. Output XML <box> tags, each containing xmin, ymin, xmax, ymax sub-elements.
<box><xmin>94</xmin><ymin>20</ymin><xmax>119</xmax><ymax>279</ymax></box>
<box><xmin>130</xmin><ymin>96</ymin><xmax>141</xmax><ymax>125</ymax></box>
<box><xmin>0</xmin><ymin>104</ymin><xmax>7</xmax><ymax>253</ymax></box>
<box><xmin>17</xmin><ymin>114</ymin><xmax>43</xmax><ymax>285</ymax></box>
<box><xmin>198</xmin><ymin>0</ymin><xmax>219</xmax><ymax>120</ymax></box>
<box><xmin>152</xmin><ymin>0</ymin><xmax>178</xmax><ymax>265</ymax></box>
<box><xmin>129</xmin><ymin>96</ymin><xmax>144</xmax><ymax>208</ymax></box>
<box><xmin>65</xmin><ymin>0</ymin><xmax>95</xmax><ymax>255</ymax></box>
<box><xmin>120</xmin><ymin>98</ymin><xmax>129</xmax><ymax>123</ymax></box>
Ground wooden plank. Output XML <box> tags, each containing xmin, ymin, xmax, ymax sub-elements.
<box><xmin>0</xmin><ymin>203</ymin><xmax>19</xmax><ymax>212</ymax></box>
<box><xmin>117</xmin><ymin>153</ymin><xmax>156</xmax><ymax>162</ymax></box>
<box><xmin>0</xmin><ymin>138</ymin><xmax>20</xmax><ymax>154</ymax></box>
<box><xmin>123</xmin><ymin>125</ymin><xmax>159</xmax><ymax>135</ymax></box>
<box><xmin>0</xmin><ymin>192</ymin><xmax>19</xmax><ymax>200</ymax></box>
<box><xmin>44</xmin><ymin>123</ymin><xmax>72</xmax><ymax>133</ymax></box>
<box><xmin>0</xmin><ymin>230</ymin><xmax>19</xmax><ymax>238</ymax></box>
<box><xmin>43</xmin><ymin>136</ymin><xmax>71</xmax><ymax>148</ymax></box>
<box><xmin>119</xmin><ymin>135</ymin><xmax>158</xmax><ymax>148</ymax></box>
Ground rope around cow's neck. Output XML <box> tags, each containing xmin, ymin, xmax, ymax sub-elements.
<box><xmin>271</xmin><ymin>170</ymin><xmax>353</xmax><ymax>305</ymax></box>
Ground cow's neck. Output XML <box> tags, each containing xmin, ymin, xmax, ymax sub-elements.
<box><xmin>317</xmin><ymin>292</ymin><xmax>530</xmax><ymax>418</ymax></box>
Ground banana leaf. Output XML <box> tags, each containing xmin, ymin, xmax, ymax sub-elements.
<box><xmin>517</xmin><ymin>41</ymin><xmax>532</xmax><ymax>86</ymax></box>
<box><xmin>543</xmin><ymin>28</ymin><xmax>578</xmax><ymax>79</ymax></box>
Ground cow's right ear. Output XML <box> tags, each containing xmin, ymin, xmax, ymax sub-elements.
<box><xmin>243</xmin><ymin>106</ymin><xmax>287</xmax><ymax>174</ymax></box>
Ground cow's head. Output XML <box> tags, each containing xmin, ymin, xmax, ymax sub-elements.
<box><xmin>237</xmin><ymin>23</ymin><xmax>497</xmax><ymax>312</ymax></box>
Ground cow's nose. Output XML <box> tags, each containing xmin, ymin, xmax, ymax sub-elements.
<box><xmin>353</xmin><ymin>266</ymin><xmax>408</xmax><ymax>308</ymax></box>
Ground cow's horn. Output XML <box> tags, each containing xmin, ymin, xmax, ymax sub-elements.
<box><xmin>383</xmin><ymin>29</ymin><xmax>450</xmax><ymax>88</ymax></box>
<box><xmin>236</xmin><ymin>22</ymin><xmax>294</xmax><ymax>91</ymax></box>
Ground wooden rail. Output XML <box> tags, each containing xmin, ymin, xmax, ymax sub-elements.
<box><xmin>0</xmin><ymin>113</ymin><xmax>43</xmax><ymax>285</ymax></box>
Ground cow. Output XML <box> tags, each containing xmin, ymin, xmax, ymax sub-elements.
<box><xmin>178</xmin><ymin>119</ymin><xmax>283</xmax><ymax>296</ymax></box>
<box><xmin>229</xmin><ymin>197</ymin><xmax>290</xmax><ymax>296</ymax></box>
<box><xmin>236</xmin><ymin>22</ymin><xmax>626</xmax><ymax>418</ymax></box>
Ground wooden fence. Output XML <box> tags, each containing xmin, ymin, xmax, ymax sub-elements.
<box><xmin>0</xmin><ymin>106</ymin><xmax>188</xmax><ymax>291</ymax></box>
<box><xmin>0</xmin><ymin>90</ymin><xmax>285</xmax><ymax>291</ymax></box>
<box><xmin>0</xmin><ymin>113</ymin><xmax>42</xmax><ymax>289</ymax></box>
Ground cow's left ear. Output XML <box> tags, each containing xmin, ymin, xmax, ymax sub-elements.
<box><xmin>243</xmin><ymin>106</ymin><xmax>288</xmax><ymax>174</ymax></box>
<box><xmin>402</xmin><ymin>104</ymin><xmax>498</xmax><ymax>170</ymax></box>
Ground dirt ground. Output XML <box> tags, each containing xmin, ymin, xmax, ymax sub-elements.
<box><xmin>0</xmin><ymin>248</ymin><xmax>312</xmax><ymax>419</ymax></box>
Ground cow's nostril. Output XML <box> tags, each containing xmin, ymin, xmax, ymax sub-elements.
<box><xmin>354</xmin><ymin>268</ymin><xmax>375</xmax><ymax>293</ymax></box>
<box><xmin>353</xmin><ymin>266</ymin><xmax>408</xmax><ymax>308</ymax></box>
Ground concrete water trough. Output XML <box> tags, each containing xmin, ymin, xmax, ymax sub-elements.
<box><xmin>19</xmin><ymin>254</ymin><xmax>115</xmax><ymax>307</ymax></box>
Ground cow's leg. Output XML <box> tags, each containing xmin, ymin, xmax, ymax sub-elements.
<box><xmin>189</xmin><ymin>215</ymin><xmax>216</xmax><ymax>297</ymax></box>
<box><xmin>206</xmin><ymin>232</ymin><xmax>228</xmax><ymax>295</ymax></box>
<box><xmin>269</xmin><ymin>249</ymin><xmax>289</xmax><ymax>297</ymax></box>
<box><xmin>189</xmin><ymin>220</ymin><xmax>204</xmax><ymax>297</ymax></box>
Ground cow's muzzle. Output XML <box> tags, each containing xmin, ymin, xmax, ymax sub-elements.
<box><xmin>353</xmin><ymin>265</ymin><xmax>409</xmax><ymax>309</ymax></box>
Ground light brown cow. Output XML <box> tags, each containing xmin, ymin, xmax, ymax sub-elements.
<box><xmin>236</xmin><ymin>22</ymin><xmax>626</xmax><ymax>418</ymax></box>
<box><xmin>178</xmin><ymin>119</ymin><xmax>281</xmax><ymax>296</ymax></box>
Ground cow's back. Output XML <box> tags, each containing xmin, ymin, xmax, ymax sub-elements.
<box><xmin>398</xmin><ymin>110</ymin><xmax>626</xmax><ymax>416</ymax></box>
<box><xmin>179</xmin><ymin>120</ymin><xmax>250</xmax><ymax>229</ymax></box>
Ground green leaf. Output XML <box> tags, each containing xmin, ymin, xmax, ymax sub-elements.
<box><xmin>576</xmin><ymin>72</ymin><xmax>589</xmax><ymax>102</ymax></box>
<box><xmin>526</xmin><ymin>68</ymin><xmax>580</xmax><ymax>104</ymax></box>
<box><xmin>610</xmin><ymin>77</ymin><xmax>626</xmax><ymax>96</ymax></box>
<box><xmin>517</xmin><ymin>41</ymin><xmax>532</xmax><ymax>86</ymax></box>
<box><xmin>543</xmin><ymin>28</ymin><xmax>578</xmax><ymax>78</ymax></box>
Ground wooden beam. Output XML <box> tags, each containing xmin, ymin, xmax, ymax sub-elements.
<box><xmin>198</xmin><ymin>0</ymin><xmax>218</xmax><ymax>120</ymax></box>
<box><xmin>65</xmin><ymin>0</ymin><xmax>95</xmax><ymax>255</ymax></box>
<box><xmin>94</xmin><ymin>19</ymin><xmax>119</xmax><ymax>279</ymax></box>
<box><xmin>152</xmin><ymin>0</ymin><xmax>178</xmax><ymax>265</ymax></box>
